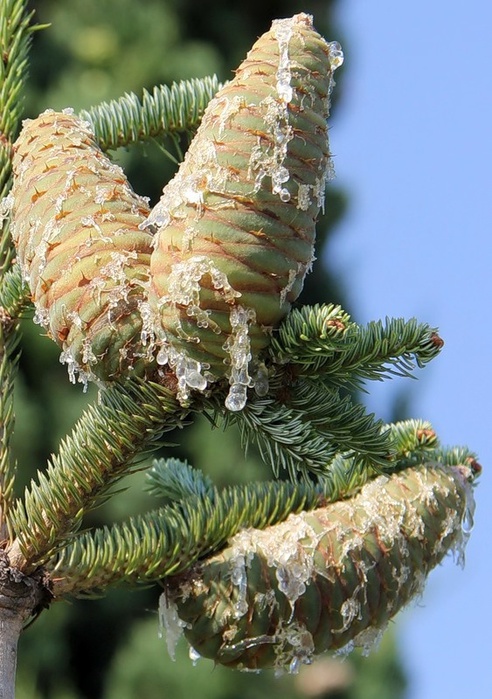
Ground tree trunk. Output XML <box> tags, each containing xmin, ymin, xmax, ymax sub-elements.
<box><xmin>0</xmin><ymin>552</ymin><xmax>52</xmax><ymax>699</ymax></box>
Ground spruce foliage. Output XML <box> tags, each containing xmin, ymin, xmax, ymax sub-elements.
<box><xmin>0</xmin><ymin>1</ymin><xmax>480</xmax><ymax>695</ymax></box>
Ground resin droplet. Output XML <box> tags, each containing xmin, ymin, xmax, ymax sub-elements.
<box><xmin>156</xmin><ymin>347</ymin><xmax>169</xmax><ymax>366</ymax></box>
<box><xmin>225</xmin><ymin>383</ymin><xmax>248</xmax><ymax>412</ymax></box>
<box><xmin>253</xmin><ymin>364</ymin><xmax>269</xmax><ymax>397</ymax></box>
<box><xmin>454</xmin><ymin>470</ymin><xmax>476</xmax><ymax>567</ymax></box>
<box><xmin>230</xmin><ymin>554</ymin><xmax>249</xmax><ymax>618</ymax></box>
<box><xmin>189</xmin><ymin>646</ymin><xmax>201</xmax><ymax>666</ymax></box>
<box><xmin>327</xmin><ymin>41</ymin><xmax>344</xmax><ymax>70</ymax></box>
<box><xmin>461</xmin><ymin>494</ymin><xmax>475</xmax><ymax>536</ymax></box>
<box><xmin>185</xmin><ymin>368</ymin><xmax>208</xmax><ymax>391</ymax></box>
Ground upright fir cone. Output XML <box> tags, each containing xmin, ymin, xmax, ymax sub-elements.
<box><xmin>9</xmin><ymin>109</ymin><xmax>153</xmax><ymax>383</ymax></box>
<box><xmin>164</xmin><ymin>463</ymin><xmax>475</xmax><ymax>671</ymax></box>
<box><xmin>144</xmin><ymin>14</ymin><xmax>344</xmax><ymax>410</ymax></box>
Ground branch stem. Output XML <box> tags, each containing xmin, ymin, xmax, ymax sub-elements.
<box><xmin>0</xmin><ymin>611</ymin><xmax>22</xmax><ymax>699</ymax></box>
<box><xmin>0</xmin><ymin>550</ymin><xmax>49</xmax><ymax>699</ymax></box>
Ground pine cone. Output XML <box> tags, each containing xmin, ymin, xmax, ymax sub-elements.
<box><xmin>145</xmin><ymin>14</ymin><xmax>344</xmax><ymax>410</ymax></box>
<box><xmin>167</xmin><ymin>463</ymin><xmax>474</xmax><ymax>671</ymax></box>
<box><xmin>9</xmin><ymin>109</ymin><xmax>153</xmax><ymax>383</ymax></box>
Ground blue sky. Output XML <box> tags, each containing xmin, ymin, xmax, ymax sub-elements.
<box><xmin>329</xmin><ymin>2</ymin><xmax>491</xmax><ymax>697</ymax></box>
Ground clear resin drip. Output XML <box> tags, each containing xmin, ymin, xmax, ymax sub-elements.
<box><xmin>158</xmin><ymin>593</ymin><xmax>187</xmax><ymax>661</ymax></box>
<box><xmin>272</xmin><ymin>18</ymin><xmax>294</xmax><ymax>104</ymax></box>
<box><xmin>224</xmin><ymin>306</ymin><xmax>256</xmax><ymax>412</ymax></box>
<box><xmin>327</xmin><ymin>41</ymin><xmax>344</xmax><ymax>71</ymax></box>
<box><xmin>248</xmin><ymin>17</ymin><xmax>296</xmax><ymax>202</ymax></box>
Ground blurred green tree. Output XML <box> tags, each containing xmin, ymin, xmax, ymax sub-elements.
<box><xmin>6</xmin><ymin>1</ymin><xmax>412</xmax><ymax>697</ymax></box>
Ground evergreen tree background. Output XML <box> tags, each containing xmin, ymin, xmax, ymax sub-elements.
<box><xmin>15</xmin><ymin>1</ymin><xmax>406</xmax><ymax>697</ymax></box>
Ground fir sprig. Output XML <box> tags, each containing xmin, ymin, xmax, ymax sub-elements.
<box><xmin>146</xmin><ymin>458</ymin><xmax>215</xmax><ymax>502</ymax></box>
<box><xmin>0</xmin><ymin>0</ymin><xmax>36</xmax><ymax>180</ymax></box>
<box><xmin>282</xmin><ymin>378</ymin><xmax>390</xmax><ymax>460</ymax></box>
<box><xmin>49</xmin><ymin>420</ymin><xmax>477</xmax><ymax>598</ymax></box>
<box><xmin>51</xmin><ymin>450</ymin><xmax>379</xmax><ymax>596</ymax></box>
<box><xmin>387</xmin><ymin>420</ymin><xmax>480</xmax><ymax>473</ymax></box>
<box><xmin>0</xmin><ymin>0</ymin><xmax>46</xmax><ymax>263</ymax></box>
<box><xmin>51</xmin><ymin>477</ymin><xmax>322</xmax><ymax>595</ymax></box>
<box><xmin>79</xmin><ymin>75</ymin><xmax>221</xmax><ymax>153</ymax></box>
<box><xmin>7</xmin><ymin>379</ymin><xmax>189</xmax><ymax>572</ymax></box>
<box><xmin>229</xmin><ymin>396</ymin><xmax>334</xmax><ymax>478</ymax></box>
<box><xmin>225</xmin><ymin>387</ymin><xmax>390</xmax><ymax>480</ymax></box>
<box><xmin>270</xmin><ymin>305</ymin><xmax>443</xmax><ymax>385</ymax></box>
<box><xmin>194</xmin><ymin>307</ymin><xmax>445</xmax><ymax>481</ymax></box>
<box><xmin>269</xmin><ymin>303</ymin><xmax>351</xmax><ymax>364</ymax></box>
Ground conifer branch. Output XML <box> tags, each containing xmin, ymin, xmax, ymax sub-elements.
<box><xmin>0</xmin><ymin>0</ymin><xmax>41</xmax><ymax>541</ymax></box>
<box><xmin>0</xmin><ymin>0</ymin><xmax>35</xmax><ymax>156</ymax></box>
<box><xmin>279</xmin><ymin>378</ymin><xmax>391</xmax><ymax>462</ymax></box>
<box><xmin>229</xmin><ymin>397</ymin><xmax>335</xmax><ymax>479</ymax></box>
<box><xmin>270</xmin><ymin>305</ymin><xmax>443</xmax><ymax>385</ymax></box>
<box><xmin>50</xmin><ymin>479</ymin><xmax>321</xmax><ymax>596</ymax></box>
<box><xmin>386</xmin><ymin>418</ymin><xmax>438</xmax><ymax>455</ymax></box>
<box><xmin>6</xmin><ymin>379</ymin><xmax>188</xmax><ymax>572</ymax></box>
<box><xmin>79</xmin><ymin>75</ymin><xmax>222</xmax><ymax>152</ymax></box>
<box><xmin>51</xmin><ymin>450</ymin><xmax>384</xmax><ymax>596</ymax></box>
<box><xmin>146</xmin><ymin>458</ymin><xmax>215</xmax><ymax>502</ymax></box>
<box><xmin>49</xmin><ymin>424</ymin><xmax>479</xmax><ymax>599</ymax></box>
<box><xmin>386</xmin><ymin>419</ymin><xmax>480</xmax><ymax>473</ymax></box>
<box><xmin>222</xmin><ymin>387</ymin><xmax>389</xmax><ymax>480</ymax></box>
<box><xmin>0</xmin><ymin>322</ymin><xmax>20</xmax><ymax>540</ymax></box>
<box><xmin>0</xmin><ymin>0</ymin><xmax>41</xmax><ymax>262</ymax></box>
<box><xmin>217</xmin><ymin>307</ymin><xmax>443</xmax><ymax>481</ymax></box>
<box><xmin>150</xmin><ymin>421</ymin><xmax>443</xmax><ymax>506</ymax></box>
<box><xmin>269</xmin><ymin>303</ymin><xmax>351</xmax><ymax>366</ymax></box>
<box><xmin>201</xmin><ymin>308</ymin><xmax>444</xmax><ymax>481</ymax></box>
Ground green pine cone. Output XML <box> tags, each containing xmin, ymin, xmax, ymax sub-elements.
<box><xmin>167</xmin><ymin>463</ymin><xmax>474</xmax><ymax>671</ymax></box>
<box><xmin>9</xmin><ymin>109</ymin><xmax>153</xmax><ymax>383</ymax></box>
<box><xmin>145</xmin><ymin>14</ymin><xmax>344</xmax><ymax>410</ymax></box>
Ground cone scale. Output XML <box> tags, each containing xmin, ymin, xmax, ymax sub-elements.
<box><xmin>165</xmin><ymin>464</ymin><xmax>475</xmax><ymax>671</ymax></box>
<box><xmin>145</xmin><ymin>14</ymin><xmax>344</xmax><ymax>409</ymax></box>
<box><xmin>9</xmin><ymin>109</ymin><xmax>153</xmax><ymax>383</ymax></box>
